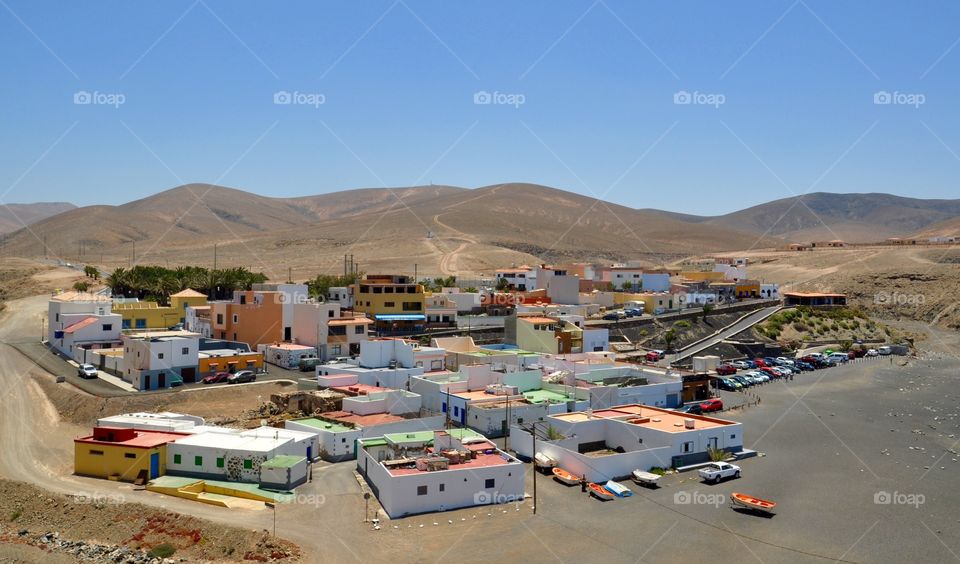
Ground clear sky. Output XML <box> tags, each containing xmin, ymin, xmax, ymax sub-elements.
<box><xmin>2</xmin><ymin>1</ymin><xmax>959</xmax><ymax>215</ymax></box>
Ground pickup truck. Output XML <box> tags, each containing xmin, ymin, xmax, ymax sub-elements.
<box><xmin>698</xmin><ymin>461</ymin><xmax>741</xmax><ymax>484</ymax></box>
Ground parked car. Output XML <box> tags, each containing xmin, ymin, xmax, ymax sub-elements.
<box><xmin>716</xmin><ymin>364</ymin><xmax>737</xmax><ymax>376</ymax></box>
<box><xmin>202</xmin><ymin>371</ymin><xmax>231</xmax><ymax>384</ymax></box>
<box><xmin>698</xmin><ymin>461</ymin><xmax>741</xmax><ymax>484</ymax></box>
<box><xmin>760</xmin><ymin>366</ymin><xmax>779</xmax><ymax>378</ymax></box>
<box><xmin>878</xmin><ymin>346</ymin><xmax>892</xmax><ymax>356</ymax></box>
<box><xmin>717</xmin><ymin>378</ymin><xmax>739</xmax><ymax>391</ymax></box>
<box><xmin>77</xmin><ymin>363</ymin><xmax>98</xmax><ymax>379</ymax></box>
<box><xmin>645</xmin><ymin>351</ymin><xmax>660</xmax><ymax>362</ymax></box>
<box><xmin>744</xmin><ymin>360</ymin><xmax>757</xmax><ymax>369</ymax></box>
<box><xmin>675</xmin><ymin>404</ymin><xmax>703</xmax><ymax>415</ymax></box>
<box><xmin>776</xmin><ymin>357</ymin><xmax>795</xmax><ymax>366</ymax></box>
<box><xmin>652</xmin><ymin>350</ymin><xmax>666</xmax><ymax>359</ymax></box>
<box><xmin>763</xmin><ymin>357</ymin><xmax>779</xmax><ymax>366</ymax></box>
<box><xmin>299</xmin><ymin>357</ymin><xmax>322</xmax><ymax>371</ymax></box>
<box><xmin>731</xmin><ymin>375</ymin><xmax>752</xmax><ymax>387</ymax></box>
<box><xmin>731</xmin><ymin>360</ymin><xmax>750</xmax><ymax>370</ymax></box>
<box><xmin>866</xmin><ymin>348</ymin><xmax>879</xmax><ymax>357</ymax></box>
<box><xmin>828</xmin><ymin>352</ymin><xmax>850</xmax><ymax>364</ymax></box>
<box><xmin>747</xmin><ymin>371</ymin><xmax>769</xmax><ymax>383</ymax></box>
<box><xmin>795</xmin><ymin>361</ymin><xmax>814</xmax><ymax>371</ymax></box>
<box><xmin>624</xmin><ymin>309</ymin><xmax>638</xmax><ymax>318</ymax></box>
<box><xmin>602</xmin><ymin>313</ymin><xmax>620</xmax><ymax>321</ymax></box>
<box><xmin>700</xmin><ymin>398</ymin><xmax>724</xmax><ymax>412</ymax></box>
<box><xmin>226</xmin><ymin>370</ymin><xmax>257</xmax><ymax>384</ymax></box>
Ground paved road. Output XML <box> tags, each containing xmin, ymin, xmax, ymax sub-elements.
<box><xmin>669</xmin><ymin>305</ymin><xmax>783</xmax><ymax>364</ymax></box>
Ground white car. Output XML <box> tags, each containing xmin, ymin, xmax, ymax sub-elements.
<box><xmin>828</xmin><ymin>352</ymin><xmax>849</xmax><ymax>363</ymax></box>
<box><xmin>749</xmin><ymin>371</ymin><xmax>769</xmax><ymax>383</ymax></box>
<box><xmin>698</xmin><ymin>461</ymin><xmax>741</xmax><ymax>484</ymax></box>
<box><xmin>776</xmin><ymin>357</ymin><xmax>795</xmax><ymax>366</ymax></box>
<box><xmin>878</xmin><ymin>346</ymin><xmax>892</xmax><ymax>356</ymax></box>
<box><xmin>731</xmin><ymin>360</ymin><xmax>750</xmax><ymax>370</ymax></box>
<box><xmin>77</xmin><ymin>364</ymin><xmax>98</xmax><ymax>379</ymax></box>
<box><xmin>866</xmin><ymin>349</ymin><xmax>879</xmax><ymax>357</ymax></box>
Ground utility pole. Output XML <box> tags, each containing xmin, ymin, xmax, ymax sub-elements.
<box><xmin>344</xmin><ymin>254</ymin><xmax>348</xmax><ymax>277</ymax></box>
<box><xmin>531</xmin><ymin>421</ymin><xmax>538</xmax><ymax>514</ymax></box>
<box><xmin>414</xmin><ymin>263</ymin><xmax>417</xmax><ymax>283</ymax></box>
<box><xmin>213</xmin><ymin>243</ymin><xmax>218</xmax><ymax>270</ymax></box>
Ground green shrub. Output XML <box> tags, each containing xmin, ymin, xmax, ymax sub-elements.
<box><xmin>9</xmin><ymin>509</ymin><xmax>22</xmax><ymax>522</ymax></box>
<box><xmin>148</xmin><ymin>544</ymin><xmax>176</xmax><ymax>559</ymax></box>
<box><xmin>674</xmin><ymin>320</ymin><xmax>691</xmax><ymax>329</ymax></box>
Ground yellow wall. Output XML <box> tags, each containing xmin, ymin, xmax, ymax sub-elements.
<box><xmin>116</xmin><ymin>294</ymin><xmax>208</xmax><ymax>330</ymax></box>
<box><xmin>735</xmin><ymin>282</ymin><xmax>760</xmax><ymax>298</ymax></box>
<box><xmin>353</xmin><ymin>283</ymin><xmax>426</xmax><ymax>316</ymax></box>
<box><xmin>613</xmin><ymin>292</ymin><xmax>676</xmax><ymax>313</ymax></box>
<box><xmin>74</xmin><ymin>443</ymin><xmax>168</xmax><ymax>482</ymax></box>
<box><xmin>516</xmin><ymin>320</ymin><xmax>561</xmax><ymax>354</ymax></box>
<box><xmin>199</xmin><ymin>353</ymin><xmax>264</xmax><ymax>373</ymax></box>
<box><xmin>680</xmin><ymin>271</ymin><xmax>725</xmax><ymax>282</ymax></box>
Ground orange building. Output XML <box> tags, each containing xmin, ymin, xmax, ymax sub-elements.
<box><xmin>210</xmin><ymin>290</ymin><xmax>284</xmax><ymax>348</ymax></box>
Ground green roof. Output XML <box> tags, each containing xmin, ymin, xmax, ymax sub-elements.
<box><xmin>262</xmin><ymin>455</ymin><xmax>306</xmax><ymax>469</ymax></box>
<box><xmin>522</xmin><ymin>389</ymin><xmax>573</xmax><ymax>404</ymax></box>
<box><xmin>291</xmin><ymin>418</ymin><xmax>353</xmax><ymax>433</ymax></box>
<box><xmin>383</xmin><ymin>428</ymin><xmax>484</xmax><ymax>445</ymax></box>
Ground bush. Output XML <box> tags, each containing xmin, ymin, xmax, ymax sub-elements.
<box><xmin>674</xmin><ymin>320</ymin><xmax>691</xmax><ymax>329</ymax></box>
<box><xmin>707</xmin><ymin>447</ymin><xmax>729</xmax><ymax>462</ymax></box>
<box><xmin>649</xmin><ymin>467</ymin><xmax>667</xmax><ymax>476</ymax></box>
<box><xmin>148</xmin><ymin>544</ymin><xmax>176</xmax><ymax>558</ymax></box>
<box><xmin>792</xmin><ymin>322</ymin><xmax>808</xmax><ymax>332</ymax></box>
<box><xmin>9</xmin><ymin>509</ymin><xmax>22</xmax><ymax>521</ymax></box>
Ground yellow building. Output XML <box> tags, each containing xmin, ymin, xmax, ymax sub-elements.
<box><xmin>735</xmin><ymin>280</ymin><xmax>761</xmax><ymax>299</ymax></box>
<box><xmin>74</xmin><ymin>426</ymin><xmax>186</xmax><ymax>482</ymax></box>
<box><xmin>352</xmin><ymin>275</ymin><xmax>426</xmax><ymax>333</ymax></box>
<box><xmin>114</xmin><ymin>289</ymin><xmax>208</xmax><ymax>330</ymax></box>
<box><xmin>679</xmin><ymin>271</ymin><xmax>725</xmax><ymax>282</ymax></box>
<box><xmin>198</xmin><ymin>349</ymin><xmax>264</xmax><ymax>374</ymax></box>
<box><xmin>613</xmin><ymin>292</ymin><xmax>677</xmax><ymax>313</ymax></box>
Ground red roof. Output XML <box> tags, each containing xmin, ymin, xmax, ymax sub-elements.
<box><xmin>75</xmin><ymin>428</ymin><xmax>188</xmax><ymax>449</ymax></box>
<box><xmin>63</xmin><ymin>316</ymin><xmax>99</xmax><ymax>334</ymax></box>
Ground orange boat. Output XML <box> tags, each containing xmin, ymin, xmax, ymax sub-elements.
<box><xmin>588</xmin><ymin>482</ymin><xmax>615</xmax><ymax>501</ymax></box>
<box><xmin>730</xmin><ymin>492</ymin><xmax>776</xmax><ymax>514</ymax></box>
<box><xmin>551</xmin><ymin>467</ymin><xmax>580</xmax><ymax>486</ymax></box>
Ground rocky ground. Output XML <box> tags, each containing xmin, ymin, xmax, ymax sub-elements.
<box><xmin>0</xmin><ymin>480</ymin><xmax>300</xmax><ymax>563</ymax></box>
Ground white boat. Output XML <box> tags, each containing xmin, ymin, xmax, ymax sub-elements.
<box><xmin>534</xmin><ymin>452</ymin><xmax>557</xmax><ymax>469</ymax></box>
<box><xmin>631</xmin><ymin>470</ymin><xmax>661</xmax><ymax>487</ymax></box>
<box><xmin>603</xmin><ymin>480</ymin><xmax>633</xmax><ymax>497</ymax></box>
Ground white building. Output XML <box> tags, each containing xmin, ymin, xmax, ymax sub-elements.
<box><xmin>713</xmin><ymin>264</ymin><xmax>748</xmax><ymax>281</ymax></box>
<box><xmin>439</xmin><ymin>288</ymin><xmax>481</xmax><ymax>313</ymax></box>
<box><xmin>495</xmin><ymin>267</ymin><xmax>534</xmax><ymax>291</ymax></box>
<box><xmin>96</xmin><ymin>412</ymin><xmax>206</xmax><ymax>432</ymax></box>
<box><xmin>258</xmin><ymin>342</ymin><xmax>318</xmax><ymax>368</ymax></box>
<box><xmin>425</xmin><ymin>293</ymin><xmax>457</xmax><ymax>326</ymax></box>
<box><xmin>326</xmin><ymin>286</ymin><xmax>353</xmax><ymax>308</ymax></box>
<box><xmin>357</xmin><ymin>430</ymin><xmax>525</xmax><ymax>518</ymax></box>
<box><xmin>291</xmin><ymin>301</ymin><xmax>371</xmax><ymax>360</ymax></box>
<box><xmin>511</xmin><ymin>404</ymin><xmax>743</xmax><ymax>482</ymax></box>
<box><xmin>760</xmin><ymin>283</ymin><xmax>780</xmax><ymax>300</ymax></box>
<box><xmin>359</xmin><ymin>338</ymin><xmax>447</xmax><ymax>373</ymax></box>
<box><xmin>121</xmin><ymin>330</ymin><xmax>200</xmax><ymax>390</ymax></box>
<box><xmin>641</xmin><ymin>272</ymin><xmax>671</xmax><ymax>293</ymax></box>
<box><xmin>48</xmin><ymin>292</ymin><xmax>122</xmax><ymax>356</ymax></box>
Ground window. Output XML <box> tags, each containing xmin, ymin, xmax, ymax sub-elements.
<box><xmin>135</xmin><ymin>319</ymin><xmax>146</xmax><ymax>329</ymax></box>
<box><xmin>682</xmin><ymin>442</ymin><xmax>694</xmax><ymax>453</ymax></box>
<box><xmin>453</xmin><ymin>406</ymin><xmax>459</xmax><ymax>417</ymax></box>
<box><xmin>384</xmin><ymin>287</ymin><xmax>394</xmax><ymax>293</ymax></box>
<box><xmin>355</xmin><ymin>325</ymin><xmax>364</xmax><ymax>334</ymax></box>
<box><xmin>485</xmin><ymin>478</ymin><xmax>495</xmax><ymax>488</ymax></box>
<box><xmin>181</xmin><ymin>347</ymin><xmax>189</xmax><ymax>355</ymax></box>
<box><xmin>417</xmin><ymin>485</ymin><xmax>428</xmax><ymax>496</ymax></box>
<box><xmin>124</xmin><ymin>452</ymin><xmax>136</xmax><ymax>459</ymax></box>
<box><xmin>216</xmin><ymin>314</ymin><xmax>224</xmax><ymax>324</ymax></box>
<box><xmin>439</xmin><ymin>484</ymin><xmax>445</xmax><ymax>492</ymax></box>
<box><xmin>157</xmin><ymin>353</ymin><xmax>164</xmax><ymax>359</ymax></box>
<box><xmin>328</xmin><ymin>310</ymin><xmax>334</xmax><ymax>318</ymax></box>
<box><xmin>517</xmin><ymin>417</ymin><xmax>524</xmax><ymax>424</ymax></box>
<box><xmin>342</xmin><ymin>438</ymin><xmax>346</xmax><ymax>443</ymax></box>
<box><xmin>402</xmin><ymin>302</ymin><xmax>422</xmax><ymax>311</ymax></box>
<box><xmin>102</xmin><ymin>324</ymin><xmax>113</xmax><ymax>331</ymax></box>
<box><xmin>373</xmin><ymin>286</ymin><xmax>382</xmax><ymax>294</ymax></box>
<box><xmin>216</xmin><ymin>457</ymin><xmax>224</xmax><ymax>468</ymax></box>
<box><xmin>122</xmin><ymin>319</ymin><xmax>131</xmax><ymax>329</ymax></box>
<box><xmin>174</xmin><ymin>454</ymin><xmax>182</xmax><ymax>464</ymax></box>
<box><xmin>730</xmin><ymin>434</ymin><xmax>736</xmax><ymax>439</ymax></box>
<box><xmin>331</xmin><ymin>345</ymin><xmax>341</xmax><ymax>355</ymax></box>
<box><xmin>384</xmin><ymin>301</ymin><xmax>395</xmax><ymax>308</ymax></box>
<box><xmin>243</xmin><ymin>459</ymin><xmax>252</xmax><ymax>469</ymax></box>
<box><xmin>89</xmin><ymin>450</ymin><xmax>103</xmax><ymax>456</ymax></box>
<box><xmin>232</xmin><ymin>314</ymin><xmax>238</xmax><ymax>324</ymax></box>
<box><xmin>195</xmin><ymin>456</ymin><xmax>202</xmax><ymax>466</ymax></box>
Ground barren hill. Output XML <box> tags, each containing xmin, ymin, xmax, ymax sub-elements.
<box><xmin>1</xmin><ymin>183</ymin><xmax>774</xmax><ymax>278</ymax></box>
<box><xmin>701</xmin><ymin>192</ymin><xmax>960</xmax><ymax>242</ymax></box>
<box><xmin>0</xmin><ymin>202</ymin><xmax>75</xmax><ymax>234</ymax></box>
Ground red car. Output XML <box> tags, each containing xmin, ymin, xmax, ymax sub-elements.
<box><xmin>716</xmin><ymin>364</ymin><xmax>737</xmax><ymax>376</ymax></box>
<box><xmin>753</xmin><ymin>358</ymin><xmax>767</xmax><ymax>368</ymax></box>
<box><xmin>202</xmin><ymin>371</ymin><xmax>231</xmax><ymax>384</ymax></box>
<box><xmin>700</xmin><ymin>398</ymin><xmax>723</xmax><ymax>413</ymax></box>
<box><xmin>761</xmin><ymin>366</ymin><xmax>779</xmax><ymax>377</ymax></box>
<box><xmin>645</xmin><ymin>351</ymin><xmax>660</xmax><ymax>362</ymax></box>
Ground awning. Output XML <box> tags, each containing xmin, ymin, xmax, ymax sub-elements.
<box><xmin>374</xmin><ymin>314</ymin><xmax>426</xmax><ymax>321</ymax></box>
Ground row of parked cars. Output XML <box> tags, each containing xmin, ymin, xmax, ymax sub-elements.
<box><xmin>201</xmin><ymin>370</ymin><xmax>258</xmax><ymax>384</ymax></box>
<box><xmin>715</xmin><ymin>348</ymin><xmax>887</xmax><ymax>391</ymax></box>
<box><xmin>602</xmin><ymin>308</ymin><xmax>645</xmax><ymax>321</ymax></box>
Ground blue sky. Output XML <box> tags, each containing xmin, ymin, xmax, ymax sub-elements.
<box><xmin>1</xmin><ymin>0</ymin><xmax>959</xmax><ymax>215</ymax></box>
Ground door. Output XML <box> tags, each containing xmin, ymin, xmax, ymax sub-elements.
<box><xmin>181</xmin><ymin>367</ymin><xmax>196</xmax><ymax>383</ymax></box>
<box><xmin>707</xmin><ymin>437</ymin><xmax>718</xmax><ymax>450</ymax></box>
<box><xmin>307</xmin><ymin>446</ymin><xmax>312</xmax><ymax>461</ymax></box>
<box><xmin>460</xmin><ymin>408</ymin><xmax>466</xmax><ymax>425</ymax></box>
<box><xmin>158</xmin><ymin>373</ymin><xmax>166</xmax><ymax>388</ymax></box>
<box><xmin>441</xmin><ymin>402</ymin><xmax>447</xmax><ymax>413</ymax></box>
<box><xmin>149</xmin><ymin>452</ymin><xmax>159</xmax><ymax>479</ymax></box>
